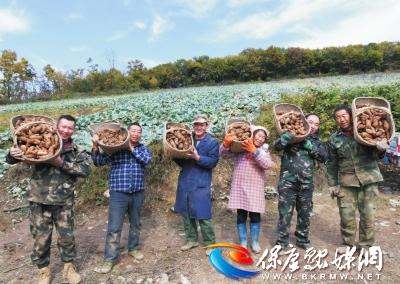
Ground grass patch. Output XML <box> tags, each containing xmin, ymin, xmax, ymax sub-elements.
<box><xmin>75</xmin><ymin>141</ymin><xmax>181</xmax><ymax>211</ymax></box>
<box><xmin>76</xmin><ymin>165</ymin><xmax>110</xmax><ymax>208</ymax></box>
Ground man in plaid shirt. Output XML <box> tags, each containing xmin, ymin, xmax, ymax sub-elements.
<box><xmin>91</xmin><ymin>122</ymin><xmax>152</xmax><ymax>274</ymax></box>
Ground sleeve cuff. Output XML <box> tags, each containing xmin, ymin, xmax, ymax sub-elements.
<box><xmin>253</xmin><ymin>149</ymin><xmax>260</xmax><ymax>158</ymax></box>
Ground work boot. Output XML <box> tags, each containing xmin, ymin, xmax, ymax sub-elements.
<box><xmin>129</xmin><ymin>249</ymin><xmax>144</xmax><ymax>260</ymax></box>
<box><xmin>94</xmin><ymin>261</ymin><xmax>114</xmax><ymax>274</ymax></box>
<box><xmin>250</xmin><ymin>223</ymin><xmax>261</xmax><ymax>253</ymax></box>
<box><xmin>38</xmin><ymin>267</ymin><xmax>51</xmax><ymax>284</ymax></box>
<box><xmin>237</xmin><ymin>223</ymin><xmax>247</xmax><ymax>248</ymax></box>
<box><xmin>180</xmin><ymin>241</ymin><xmax>199</xmax><ymax>251</ymax></box>
<box><xmin>63</xmin><ymin>262</ymin><xmax>81</xmax><ymax>284</ymax></box>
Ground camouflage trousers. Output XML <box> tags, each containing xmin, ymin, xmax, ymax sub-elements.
<box><xmin>29</xmin><ymin>202</ymin><xmax>76</xmax><ymax>268</ymax></box>
<box><xmin>182</xmin><ymin>217</ymin><xmax>215</xmax><ymax>245</ymax></box>
<box><xmin>276</xmin><ymin>180</ymin><xmax>313</xmax><ymax>247</ymax></box>
<box><xmin>337</xmin><ymin>183</ymin><xmax>378</xmax><ymax>247</ymax></box>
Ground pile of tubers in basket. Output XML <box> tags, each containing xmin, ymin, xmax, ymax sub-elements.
<box><xmin>166</xmin><ymin>129</ymin><xmax>192</xmax><ymax>150</ymax></box>
<box><xmin>277</xmin><ymin>111</ymin><xmax>307</xmax><ymax>136</ymax></box>
<box><xmin>356</xmin><ymin>107</ymin><xmax>391</xmax><ymax>143</ymax></box>
<box><xmin>227</xmin><ymin>123</ymin><xmax>251</xmax><ymax>141</ymax></box>
<box><xmin>97</xmin><ymin>128</ymin><xmax>127</xmax><ymax>145</ymax></box>
<box><xmin>15</xmin><ymin>116</ymin><xmax>50</xmax><ymax>129</ymax></box>
<box><xmin>16</xmin><ymin>123</ymin><xmax>60</xmax><ymax>160</ymax></box>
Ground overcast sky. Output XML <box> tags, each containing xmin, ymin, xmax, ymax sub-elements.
<box><xmin>1</xmin><ymin>0</ymin><xmax>399</xmax><ymax>73</ymax></box>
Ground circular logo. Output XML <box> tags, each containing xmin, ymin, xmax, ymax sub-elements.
<box><xmin>206</xmin><ymin>242</ymin><xmax>260</xmax><ymax>280</ymax></box>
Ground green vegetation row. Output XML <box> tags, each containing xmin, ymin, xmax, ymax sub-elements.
<box><xmin>1</xmin><ymin>41</ymin><xmax>400</xmax><ymax>103</ymax></box>
<box><xmin>1</xmin><ymin>76</ymin><xmax>399</xmax><ymax>177</ymax></box>
<box><xmin>80</xmin><ymin>82</ymin><xmax>400</xmax><ymax>205</ymax></box>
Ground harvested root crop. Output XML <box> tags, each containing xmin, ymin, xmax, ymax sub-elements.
<box><xmin>98</xmin><ymin>128</ymin><xmax>127</xmax><ymax>145</ymax></box>
<box><xmin>277</xmin><ymin>111</ymin><xmax>307</xmax><ymax>136</ymax></box>
<box><xmin>166</xmin><ymin>129</ymin><xmax>192</xmax><ymax>150</ymax></box>
<box><xmin>227</xmin><ymin>123</ymin><xmax>251</xmax><ymax>141</ymax></box>
<box><xmin>16</xmin><ymin>123</ymin><xmax>60</xmax><ymax>160</ymax></box>
<box><xmin>15</xmin><ymin>116</ymin><xmax>51</xmax><ymax>129</ymax></box>
<box><xmin>356</xmin><ymin>107</ymin><xmax>391</xmax><ymax>143</ymax></box>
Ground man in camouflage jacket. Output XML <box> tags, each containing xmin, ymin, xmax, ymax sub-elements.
<box><xmin>6</xmin><ymin>115</ymin><xmax>90</xmax><ymax>284</ymax></box>
<box><xmin>274</xmin><ymin>114</ymin><xmax>329</xmax><ymax>250</ymax></box>
<box><xmin>327</xmin><ymin>105</ymin><xmax>386</xmax><ymax>252</ymax></box>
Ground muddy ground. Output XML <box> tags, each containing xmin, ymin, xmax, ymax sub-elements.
<box><xmin>0</xmin><ymin>159</ymin><xmax>399</xmax><ymax>284</ymax></box>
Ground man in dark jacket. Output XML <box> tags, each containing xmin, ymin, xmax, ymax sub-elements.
<box><xmin>6</xmin><ymin>115</ymin><xmax>91</xmax><ymax>284</ymax></box>
<box><xmin>173</xmin><ymin>114</ymin><xmax>219</xmax><ymax>251</ymax></box>
<box><xmin>274</xmin><ymin>114</ymin><xmax>329</xmax><ymax>251</ymax></box>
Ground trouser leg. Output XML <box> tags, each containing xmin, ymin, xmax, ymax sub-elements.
<box><xmin>104</xmin><ymin>191</ymin><xmax>127</xmax><ymax>262</ymax></box>
<box><xmin>276</xmin><ymin>181</ymin><xmax>297</xmax><ymax>247</ymax></box>
<box><xmin>295</xmin><ymin>189</ymin><xmax>313</xmax><ymax>245</ymax></box>
<box><xmin>199</xmin><ymin>219</ymin><xmax>215</xmax><ymax>245</ymax></box>
<box><xmin>236</xmin><ymin>209</ymin><xmax>248</xmax><ymax>224</ymax></box>
<box><xmin>30</xmin><ymin>202</ymin><xmax>53</xmax><ymax>268</ymax></box>
<box><xmin>53</xmin><ymin>203</ymin><xmax>76</xmax><ymax>263</ymax></box>
<box><xmin>182</xmin><ymin>217</ymin><xmax>198</xmax><ymax>242</ymax></box>
<box><xmin>337</xmin><ymin>186</ymin><xmax>357</xmax><ymax>246</ymax></box>
<box><xmin>358</xmin><ymin>183</ymin><xmax>378</xmax><ymax>247</ymax></box>
<box><xmin>127</xmin><ymin>191</ymin><xmax>144</xmax><ymax>251</ymax></box>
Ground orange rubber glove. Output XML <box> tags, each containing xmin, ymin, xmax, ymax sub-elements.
<box><xmin>223</xmin><ymin>134</ymin><xmax>235</xmax><ymax>148</ymax></box>
<box><xmin>241</xmin><ymin>138</ymin><xmax>257</xmax><ymax>154</ymax></box>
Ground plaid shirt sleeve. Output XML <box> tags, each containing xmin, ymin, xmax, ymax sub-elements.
<box><xmin>253</xmin><ymin>147</ymin><xmax>273</xmax><ymax>170</ymax></box>
<box><xmin>131</xmin><ymin>144</ymin><xmax>152</xmax><ymax>166</ymax></box>
<box><xmin>91</xmin><ymin>150</ymin><xmax>112</xmax><ymax>166</ymax></box>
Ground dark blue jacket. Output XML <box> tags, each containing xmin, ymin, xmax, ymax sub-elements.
<box><xmin>174</xmin><ymin>133</ymin><xmax>219</xmax><ymax>219</ymax></box>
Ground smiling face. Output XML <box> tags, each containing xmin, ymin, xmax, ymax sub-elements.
<box><xmin>253</xmin><ymin>130</ymin><xmax>267</xmax><ymax>147</ymax></box>
<box><xmin>193</xmin><ymin>122</ymin><xmax>208</xmax><ymax>139</ymax></box>
<box><xmin>334</xmin><ymin>109</ymin><xmax>352</xmax><ymax>130</ymax></box>
<box><xmin>307</xmin><ymin>115</ymin><xmax>320</xmax><ymax>135</ymax></box>
<box><xmin>57</xmin><ymin>118</ymin><xmax>75</xmax><ymax>140</ymax></box>
<box><xmin>129</xmin><ymin>125</ymin><xmax>142</xmax><ymax>144</ymax></box>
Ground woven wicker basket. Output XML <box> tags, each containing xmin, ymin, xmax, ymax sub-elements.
<box><xmin>13</xmin><ymin>122</ymin><xmax>62</xmax><ymax>163</ymax></box>
<box><xmin>88</xmin><ymin>121</ymin><xmax>130</xmax><ymax>155</ymax></box>
<box><xmin>10</xmin><ymin>115</ymin><xmax>55</xmax><ymax>135</ymax></box>
<box><xmin>225</xmin><ymin>118</ymin><xmax>252</xmax><ymax>153</ymax></box>
<box><xmin>352</xmin><ymin>97</ymin><xmax>395</xmax><ymax>146</ymax></box>
<box><xmin>273</xmin><ymin>103</ymin><xmax>310</xmax><ymax>144</ymax></box>
<box><xmin>163</xmin><ymin>122</ymin><xmax>194</xmax><ymax>159</ymax></box>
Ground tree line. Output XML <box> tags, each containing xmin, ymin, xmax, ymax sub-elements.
<box><xmin>1</xmin><ymin>41</ymin><xmax>400</xmax><ymax>103</ymax></box>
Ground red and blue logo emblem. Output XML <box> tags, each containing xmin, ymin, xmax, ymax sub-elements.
<box><xmin>206</xmin><ymin>243</ymin><xmax>260</xmax><ymax>280</ymax></box>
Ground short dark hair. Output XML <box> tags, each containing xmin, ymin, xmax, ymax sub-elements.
<box><xmin>333</xmin><ymin>104</ymin><xmax>352</xmax><ymax>119</ymax></box>
<box><xmin>128</xmin><ymin>122</ymin><xmax>142</xmax><ymax>130</ymax></box>
<box><xmin>57</xmin><ymin>115</ymin><xmax>76</xmax><ymax>125</ymax></box>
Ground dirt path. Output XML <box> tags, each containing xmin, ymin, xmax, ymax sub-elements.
<box><xmin>1</xmin><ymin>183</ymin><xmax>400</xmax><ymax>284</ymax></box>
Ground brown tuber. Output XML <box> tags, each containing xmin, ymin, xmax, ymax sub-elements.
<box><xmin>166</xmin><ymin>129</ymin><xmax>192</xmax><ymax>151</ymax></box>
<box><xmin>97</xmin><ymin>128</ymin><xmax>127</xmax><ymax>145</ymax></box>
<box><xmin>15</xmin><ymin>123</ymin><xmax>60</xmax><ymax>160</ymax></box>
<box><xmin>277</xmin><ymin>111</ymin><xmax>307</xmax><ymax>136</ymax></box>
<box><xmin>227</xmin><ymin>123</ymin><xmax>251</xmax><ymax>141</ymax></box>
<box><xmin>356</xmin><ymin>107</ymin><xmax>391</xmax><ymax>144</ymax></box>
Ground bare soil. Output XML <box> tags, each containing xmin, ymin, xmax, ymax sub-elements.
<box><xmin>1</xmin><ymin>159</ymin><xmax>399</xmax><ymax>284</ymax></box>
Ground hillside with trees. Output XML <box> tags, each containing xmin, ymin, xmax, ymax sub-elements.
<box><xmin>1</xmin><ymin>41</ymin><xmax>400</xmax><ymax>103</ymax></box>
